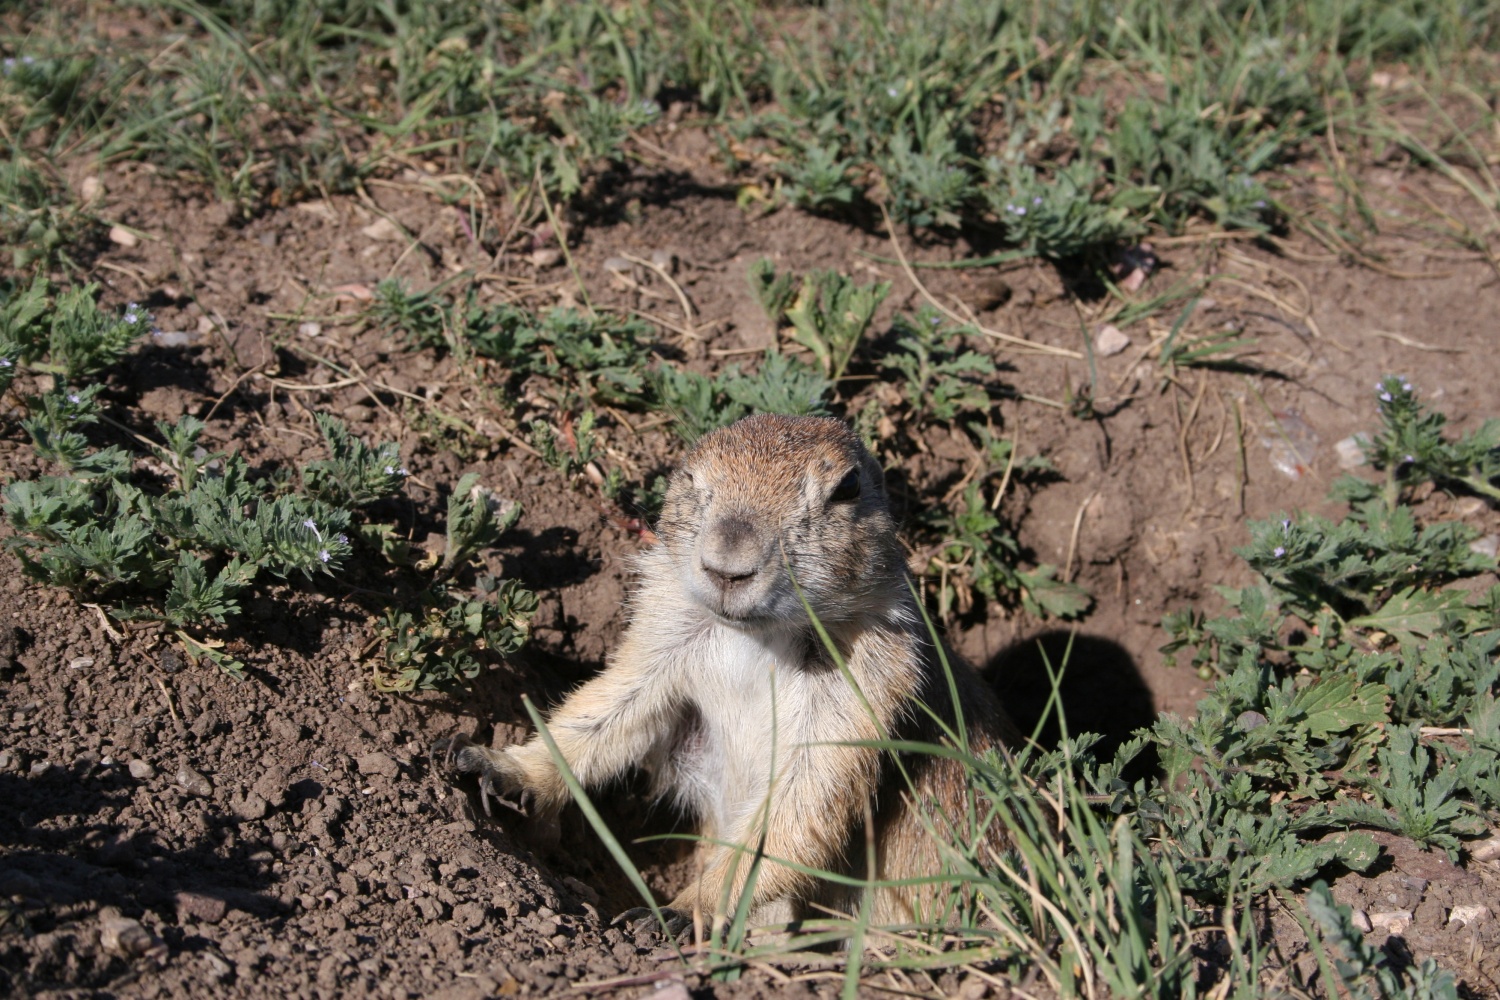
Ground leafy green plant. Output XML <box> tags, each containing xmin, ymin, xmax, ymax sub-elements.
<box><xmin>374</xmin><ymin>576</ymin><xmax>537</xmax><ymax>692</ymax></box>
<box><xmin>750</xmin><ymin>261</ymin><xmax>889</xmax><ymax>383</ymax></box>
<box><xmin>651</xmin><ymin>350</ymin><xmax>832</xmax><ymax>443</ymax></box>
<box><xmin>371</xmin><ymin>279</ymin><xmax>450</xmax><ymax>350</ymax></box>
<box><xmin>988</xmin><ymin>161</ymin><xmax>1142</xmax><ymax>261</ymax></box>
<box><xmin>880</xmin><ymin>128</ymin><xmax>973</xmax><ymax>229</ymax></box>
<box><xmin>1358</xmin><ymin>375</ymin><xmax>1500</xmax><ymax>505</ymax></box>
<box><xmin>0</xmin><ymin>279</ymin><xmax>151</xmax><ymax>382</ymax></box>
<box><xmin>747</xmin><ymin>257</ymin><xmax>798</xmax><ymax>326</ymax></box>
<box><xmin>885</xmin><ymin>308</ymin><xmax>994</xmax><ymax>424</ymax></box>
<box><xmin>779</xmin><ymin>141</ymin><xmax>856</xmax><ymax>210</ymax></box>
<box><xmin>303</xmin><ymin>413</ymin><xmax>410</xmax><ymax>508</ymax></box>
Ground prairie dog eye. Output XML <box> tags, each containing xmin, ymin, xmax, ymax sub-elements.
<box><xmin>828</xmin><ymin>467</ymin><xmax>861</xmax><ymax>503</ymax></box>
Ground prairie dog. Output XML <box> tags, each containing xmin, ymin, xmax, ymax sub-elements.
<box><xmin>444</xmin><ymin>414</ymin><xmax>1013</xmax><ymax>927</ymax></box>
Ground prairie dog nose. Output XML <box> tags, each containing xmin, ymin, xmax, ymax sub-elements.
<box><xmin>699</xmin><ymin>515</ymin><xmax>763</xmax><ymax>587</ymax></box>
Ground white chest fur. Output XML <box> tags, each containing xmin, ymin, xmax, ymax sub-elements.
<box><xmin>673</xmin><ymin>623</ymin><xmax>822</xmax><ymax>840</ymax></box>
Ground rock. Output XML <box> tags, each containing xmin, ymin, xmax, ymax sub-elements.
<box><xmin>1094</xmin><ymin>323</ymin><xmax>1130</xmax><ymax>357</ymax></box>
<box><xmin>603</xmin><ymin>255</ymin><xmax>633</xmax><ymax>275</ymax></box>
<box><xmin>68</xmin><ymin>656</ymin><xmax>94</xmax><ymax>670</ymax></box>
<box><xmin>451</xmin><ymin>901</ymin><xmax>487</xmax><ymax>931</ymax></box>
<box><xmin>253</xmin><ymin>765</ymin><xmax>290</xmax><ymax>807</ymax></box>
<box><xmin>649</xmin><ymin>249</ymin><xmax>676</xmax><ymax>274</ymax></box>
<box><xmin>1471</xmin><ymin>833</ymin><xmax>1500</xmax><ymax>862</ymax></box>
<box><xmin>360</xmin><ymin>217</ymin><xmax>402</xmax><ymax>241</ymax></box>
<box><xmin>99</xmin><ymin>909</ymin><xmax>166</xmax><ymax>962</ymax></box>
<box><xmin>530</xmin><ymin>247</ymin><xmax>563</xmax><ymax>268</ymax></box>
<box><xmin>1334</xmin><ymin>436</ymin><xmax>1367</xmax><ymax>470</ymax></box>
<box><xmin>1369</xmin><ymin>910</ymin><xmax>1412</xmax><ymax>935</ymax></box>
<box><xmin>176</xmin><ymin>764</ymin><xmax>214</xmax><ymax>798</ymax></box>
<box><xmin>355</xmin><ymin>752</ymin><xmax>399</xmax><ymax>779</ymax></box>
<box><xmin>1449</xmin><ymin>904</ymin><xmax>1491</xmax><ymax>926</ymax></box>
<box><xmin>1470</xmin><ymin>534</ymin><xmax>1498</xmax><ymax>559</ymax></box>
<box><xmin>298</xmin><ymin>322</ymin><xmax>322</xmax><ymax>338</ymax></box>
<box><xmin>1351</xmin><ymin>909</ymin><xmax>1373</xmax><ymax>933</ymax></box>
<box><xmin>152</xmin><ymin>331</ymin><xmax>195</xmax><ymax>348</ymax></box>
<box><xmin>232</xmin><ymin>791</ymin><xmax>269</xmax><ymax>821</ymax></box>
<box><xmin>175</xmin><ymin>891</ymin><xmax>228</xmax><ymax>924</ymax></box>
<box><xmin>108</xmin><ymin>225</ymin><xmax>139</xmax><ymax>248</ymax></box>
<box><xmin>80</xmin><ymin>175</ymin><xmax>104</xmax><ymax>204</ymax></box>
<box><xmin>341</xmin><ymin>404</ymin><xmax>374</xmax><ymax>424</ymax></box>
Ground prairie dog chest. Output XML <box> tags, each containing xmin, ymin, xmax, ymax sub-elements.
<box><xmin>678</xmin><ymin>626</ymin><xmax>823</xmax><ymax>826</ymax></box>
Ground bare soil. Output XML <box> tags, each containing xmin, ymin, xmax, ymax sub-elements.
<box><xmin>3</xmin><ymin>128</ymin><xmax>1500</xmax><ymax>997</ymax></box>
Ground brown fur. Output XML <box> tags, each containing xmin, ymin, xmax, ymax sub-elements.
<box><xmin>444</xmin><ymin>414</ymin><xmax>1014</xmax><ymax>927</ymax></box>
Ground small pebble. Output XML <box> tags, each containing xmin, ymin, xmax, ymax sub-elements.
<box><xmin>1369</xmin><ymin>910</ymin><xmax>1411</xmax><ymax>935</ymax></box>
<box><xmin>360</xmin><ymin>217</ymin><xmax>401</xmax><ymax>241</ymax></box>
<box><xmin>152</xmin><ymin>331</ymin><xmax>194</xmax><ymax>348</ymax></box>
<box><xmin>1469</xmin><ymin>534</ymin><xmax>1498</xmax><ymax>559</ymax></box>
<box><xmin>1094</xmin><ymin>323</ymin><xmax>1130</xmax><ymax>357</ymax></box>
<box><xmin>298</xmin><ymin>321</ymin><xmax>322</xmax><ymax>338</ymax></box>
<box><xmin>649</xmin><ymin>249</ymin><xmax>676</xmax><ymax>274</ymax></box>
<box><xmin>68</xmin><ymin>656</ymin><xmax>94</xmax><ymax>670</ymax></box>
<box><xmin>355</xmin><ymin>751</ymin><xmax>399</xmax><ymax>779</ymax></box>
<box><xmin>175</xmin><ymin>890</ymin><xmax>228</xmax><ymax>924</ymax></box>
<box><xmin>603</xmin><ymin>256</ymin><xmax>633</xmax><ymax>275</ymax></box>
<box><xmin>128</xmin><ymin>759</ymin><xmax>155</xmax><ymax>780</ymax></box>
<box><xmin>1351</xmin><ymin>908</ymin><xmax>1373</xmax><ymax>932</ymax></box>
<box><xmin>177</xmin><ymin>764</ymin><xmax>214</xmax><ymax>798</ymax></box>
<box><xmin>108</xmin><ymin>225</ymin><xmax>139</xmax><ymax>248</ymax></box>
<box><xmin>530</xmin><ymin>248</ymin><xmax>563</xmax><ymax>268</ymax></box>
<box><xmin>99</xmin><ymin>909</ymin><xmax>165</xmax><ymax>963</ymax></box>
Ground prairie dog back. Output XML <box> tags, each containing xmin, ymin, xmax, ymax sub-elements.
<box><xmin>444</xmin><ymin>413</ymin><xmax>1011</xmax><ymax>927</ymax></box>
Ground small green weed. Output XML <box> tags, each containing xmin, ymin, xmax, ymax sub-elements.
<box><xmin>750</xmin><ymin>260</ymin><xmax>889</xmax><ymax>383</ymax></box>
<box><xmin>884</xmin><ymin>308</ymin><xmax>994</xmax><ymax>425</ymax></box>
<box><xmin>2</xmin><ymin>281</ymin><xmax>535</xmax><ymax>683</ymax></box>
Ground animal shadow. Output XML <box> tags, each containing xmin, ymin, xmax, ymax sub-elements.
<box><xmin>982</xmin><ymin>630</ymin><xmax>1158</xmax><ymax>782</ymax></box>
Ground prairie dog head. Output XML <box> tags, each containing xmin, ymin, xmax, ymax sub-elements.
<box><xmin>654</xmin><ymin>413</ymin><xmax>903</xmax><ymax>626</ymax></box>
